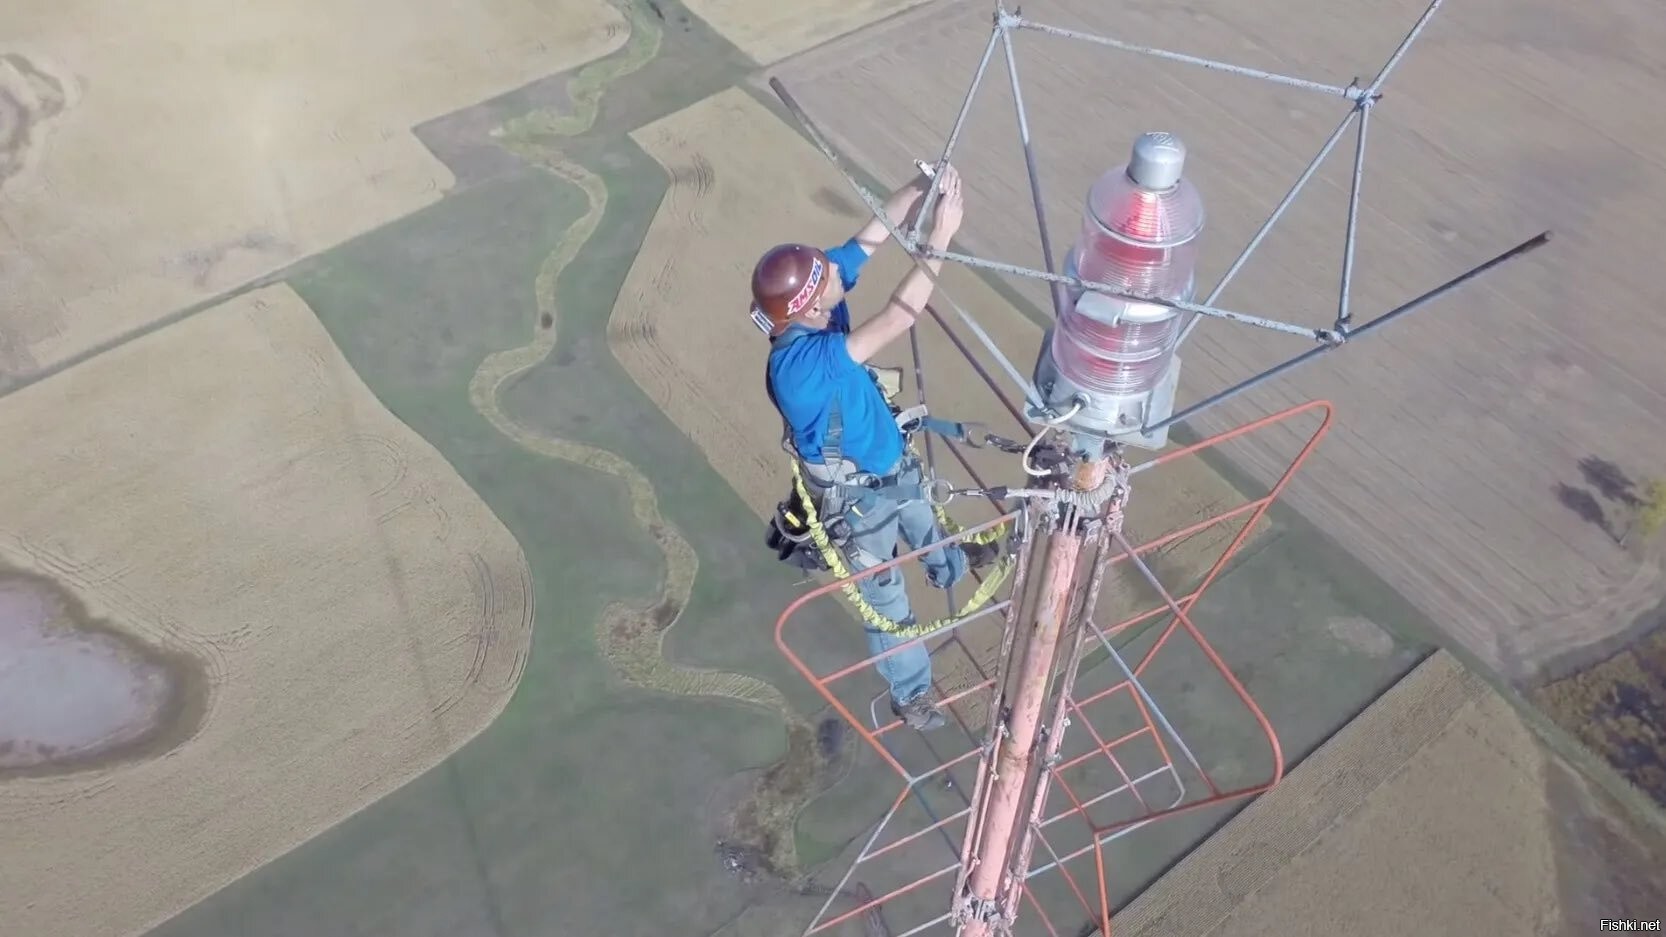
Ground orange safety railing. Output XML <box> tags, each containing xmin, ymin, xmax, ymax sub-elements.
<box><xmin>773</xmin><ymin>399</ymin><xmax>1334</xmax><ymax>936</ymax></box>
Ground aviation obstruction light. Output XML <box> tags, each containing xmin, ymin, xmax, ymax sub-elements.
<box><xmin>1035</xmin><ymin>132</ymin><xmax>1204</xmax><ymax>448</ymax></box>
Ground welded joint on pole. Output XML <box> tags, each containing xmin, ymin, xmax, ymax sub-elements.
<box><xmin>995</xmin><ymin>8</ymin><xmax>1021</xmax><ymax>29</ymax></box>
<box><xmin>1343</xmin><ymin>79</ymin><xmax>1383</xmax><ymax>103</ymax></box>
<box><xmin>1347</xmin><ymin>84</ymin><xmax>1383</xmax><ymax>111</ymax></box>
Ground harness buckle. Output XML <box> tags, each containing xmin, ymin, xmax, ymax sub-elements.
<box><xmin>846</xmin><ymin>472</ymin><xmax>883</xmax><ymax>490</ymax></box>
<box><xmin>893</xmin><ymin>404</ymin><xmax>929</xmax><ymax>436</ymax></box>
<box><xmin>825</xmin><ymin>515</ymin><xmax>854</xmax><ymax>545</ymax></box>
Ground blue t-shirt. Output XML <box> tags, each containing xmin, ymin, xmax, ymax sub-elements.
<box><xmin>767</xmin><ymin>238</ymin><xmax>903</xmax><ymax>475</ymax></box>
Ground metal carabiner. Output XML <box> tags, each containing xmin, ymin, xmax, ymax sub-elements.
<box><xmin>925</xmin><ymin>476</ymin><xmax>957</xmax><ymax>507</ymax></box>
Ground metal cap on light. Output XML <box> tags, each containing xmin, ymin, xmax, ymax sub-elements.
<box><xmin>1033</xmin><ymin>132</ymin><xmax>1205</xmax><ymax>449</ymax></box>
<box><xmin>1127</xmin><ymin>132</ymin><xmax>1186</xmax><ymax>191</ymax></box>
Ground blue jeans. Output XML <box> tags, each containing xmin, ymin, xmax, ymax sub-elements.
<box><xmin>841</xmin><ymin>459</ymin><xmax>968</xmax><ymax>705</ymax></box>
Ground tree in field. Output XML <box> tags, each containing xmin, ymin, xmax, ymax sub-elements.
<box><xmin>1620</xmin><ymin>478</ymin><xmax>1666</xmax><ymax>548</ymax></box>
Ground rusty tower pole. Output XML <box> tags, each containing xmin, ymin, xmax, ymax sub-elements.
<box><xmin>954</xmin><ymin>456</ymin><xmax>1117</xmax><ymax>936</ymax></box>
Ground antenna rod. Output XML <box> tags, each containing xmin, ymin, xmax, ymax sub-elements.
<box><xmin>1145</xmin><ymin>230</ymin><xmax>1551</xmax><ymax>435</ymax></box>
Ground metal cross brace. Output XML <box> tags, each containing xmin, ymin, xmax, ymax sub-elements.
<box><xmin>770</xmin><ymin>0</ymin><xmax>1551</xmax><ymax>435</ymax></box>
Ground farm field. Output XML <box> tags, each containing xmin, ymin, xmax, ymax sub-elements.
<box><xmin>2</xmin><ymin>0</ymin><xmax>1662</xmax><ymax>935</ymax></box>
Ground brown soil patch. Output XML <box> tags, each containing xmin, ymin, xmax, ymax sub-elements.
<box><xmin>616</xmin><ymin>88</ymin><xmax>1269</xmax><ymax>694</ymax></box>
<box><xmin>729</xmin><ymin>719</ymin><xmax>842</xmax><ymax>876</ymax></box>
<box><xmin>0</xmin><ymin>284</ymin><xmax>532</xmax><ymax>937</ymax></box>
<box><xmin>0</xmin><ymin>0</ymin><xmax>626</xmax><ymax>382</ymax></box>
<box><xmin>705</xmin><ymin>712</ymin><xmax>857</xmax><ymax>885</ymax></box>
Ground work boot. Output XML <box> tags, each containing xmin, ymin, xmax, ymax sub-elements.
<box><xmin>892</xmin><ymin>693</ymin><xmax>948</xmax><ymax>732</ymax></box>
<box><xmin>960</xmin><ymin>538</ymin><xmax>1003</xmax><ymax>572</ymax></box>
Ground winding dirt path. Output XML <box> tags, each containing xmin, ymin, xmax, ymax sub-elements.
<box><xmin>463</xmin><ymin>0</ymin><xmax>828</xmax><ymax>875</ymax></box>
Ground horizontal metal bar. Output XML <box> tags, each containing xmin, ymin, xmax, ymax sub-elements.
<box><xmin>921</xmin><ymin>246</ymin><xmax>1334</xmax><ymax>341</ymax></box>
<box><xmin>768</xmin><ymin>77</ymin><xmax>1044</xmax><ymax>406</ymax></box>
<box><xmin>820</xmin><ymin>600</ymin><xmax>1013</xmax><ymax>686</ymax></box>
<box><xmin>1146</xmin><ymin>230</ymin><xmax>1552</xmax><ymax>434</ymax></box>
<box><xmin>1177</xmin><ymin>106</ymin><xmax>1362</xmax><ymax>351</ymax></box>
<box><xmin>1037</xmin><ymin>764</ymin><xmax>1175</xmax><ymax>828</ymax></box>
<box><xmin>1010</xmin><ymin>16</ymin><xmax>1362</xmax><ymax>100</ymax></box>
<box><xmin>1177</xmin><ymin>0</ymin><xmax>1445</xmax><ymax>351</ymax></box>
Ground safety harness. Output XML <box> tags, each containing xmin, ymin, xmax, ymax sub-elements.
<box><xmin>763</xmin><ymin>329</ymin><xmax>1014</xmax><ymax>639</ymax></box>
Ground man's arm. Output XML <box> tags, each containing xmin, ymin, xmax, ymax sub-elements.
<box><xmin>845</xmin><ymin>166</ymin><xmax>965</xmax><ymax>365</ymax></box>
<box><xmin>850</xmin><ymin>169</ymin><xmax>932</xmax><ymax>257</ymax></box>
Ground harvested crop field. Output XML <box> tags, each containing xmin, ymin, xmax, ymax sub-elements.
<box><xmin>1119</xmin><ymin>651</ymin><xmax>1666</xmax><ymax>935</ymax></box>
<box><xmin>0</xmin><ymin>0</ymin><xmax>626</xmax><ymax>383</ymax></box>
<box><xmin>679</xmin><ymin>0</ymin><xmax>930</xmax><ymax>66</ymax></box>
<box><xmin>0</xmin><ymin>284</ymin><xmax>531</xmax><ymax>937</ymax></box>
<box><xmin>6</xmin><ymin>0</ymin><xmax>1663</xmax><ymax>934</ymax></box>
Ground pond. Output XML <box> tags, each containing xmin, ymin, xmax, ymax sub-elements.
<box><xmin>0</xmin><ymin>572</ymin><xmax>200</xmax><ymax>775</ymax></box>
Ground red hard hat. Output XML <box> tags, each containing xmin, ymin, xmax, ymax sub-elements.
<box><xmin>749</xmin><ymin>244</ymin><xmax>829</xmax><ymax>336</ymax></box>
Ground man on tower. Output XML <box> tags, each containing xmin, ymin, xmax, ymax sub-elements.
<box><xmin>750</xmin><ymin>163</ymin><xmax>995</xmax><ymax>732</ymax></box>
